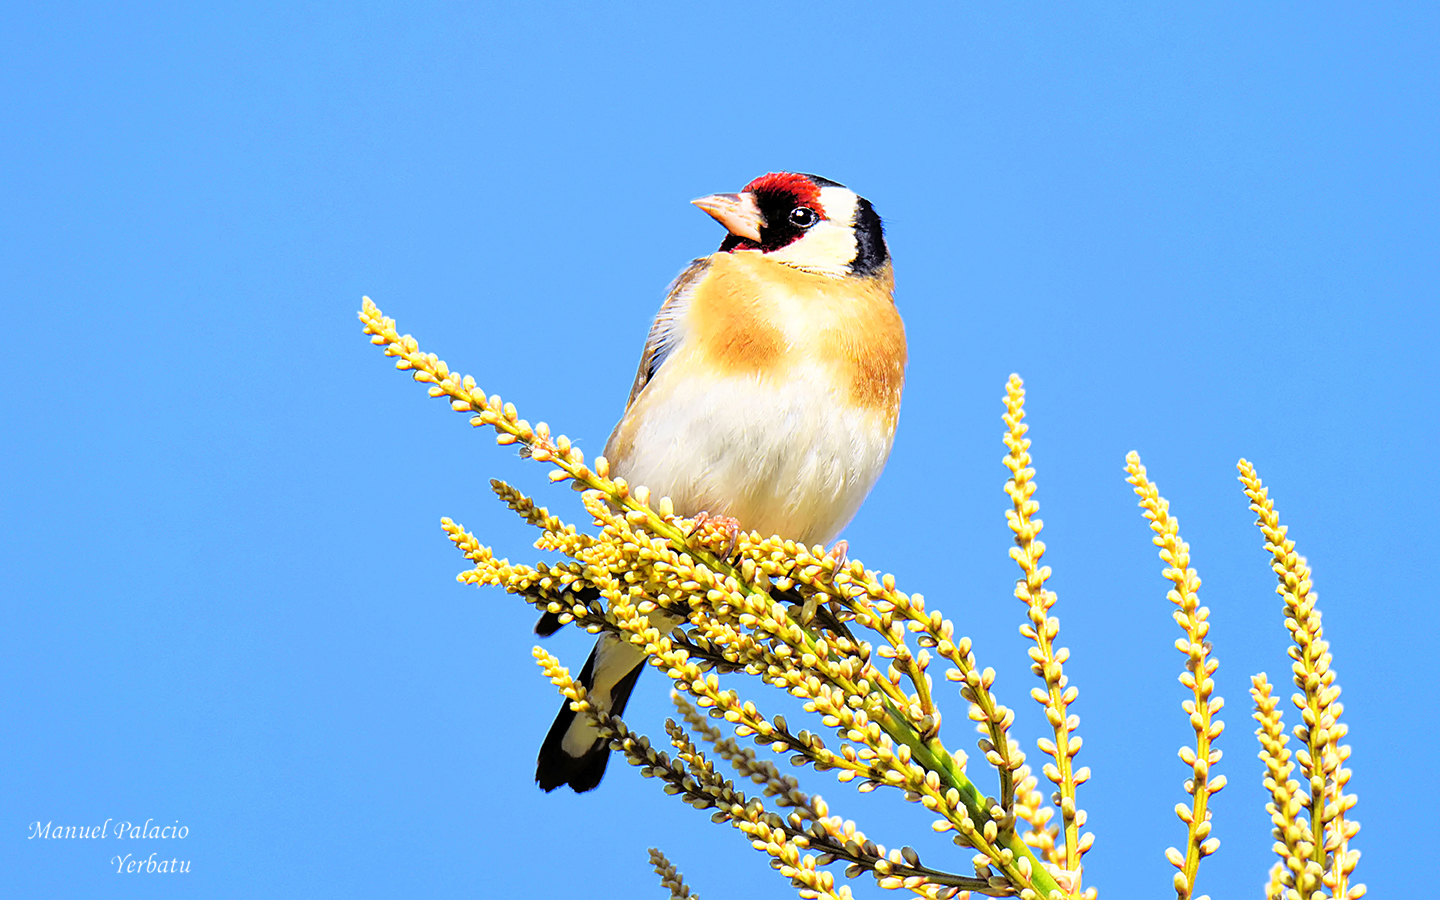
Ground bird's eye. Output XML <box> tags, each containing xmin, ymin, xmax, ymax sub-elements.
<box><xmin>789</xmin><ymin>207</ymin><xmax>817</xmax><ymax>228</ymax></box>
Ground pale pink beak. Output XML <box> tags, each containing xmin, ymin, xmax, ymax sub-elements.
<box><xmin>691</xmin><ymin>192</ymin><xmax>763</xmax><ymax>242</ymax></box>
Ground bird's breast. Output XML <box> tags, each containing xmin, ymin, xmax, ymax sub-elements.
<box><xmin>603</xmin><ymin>253</ymin><xmax>906</xmax><ymax>546</ymax></box>
<box><xmin>685</xmin><ymin>253</ymin><xmax>906</xmax><ymax>430</ymax></box>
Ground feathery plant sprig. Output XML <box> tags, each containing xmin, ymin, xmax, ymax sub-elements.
<box><xmin>1004</xmin><ymin>376</ymin><xmax>1092</xmax><ymax>884</ymax></box>
<box><xmin>1125</xmin><ymin>455</ymin><xmax>1226</xmax><ymax>900</ymax></box>
<box><xmin>1238</xmin><ymin>462</ymin><xmax>1363</xmax><ymax>900</ymax></box>
<box><xmin>359</xmin><ymin>297</ymin><xmax>1366</xmax><ymax>899</ymax></box>
<box><xmin>650</xmin><ymin>847</ymin><xmax>700</xmax><ymax>900</ymax></box>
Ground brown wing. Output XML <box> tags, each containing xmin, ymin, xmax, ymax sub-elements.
<box><xmin>623</xmin><ymin>257</ymin><xmax>711</xmax><ymax>408</ymax></box>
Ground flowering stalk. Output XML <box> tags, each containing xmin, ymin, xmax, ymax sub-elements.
<box><xmin>649</xmin><ymin>848</ymin><xmax>699</xmax><ymax>900</ymax></box>
<box><xmin>1125</xmin><ymin>453</ymin><xmax>1225</xmax><ymax>900</ymax></box>
<box><xmin>1004</xmin><ymin>376</ymin><xmax>1090</xmax><ymax>890</ymax></box>
<box><xmin>1237</xmin><ymin>461</ymin><xmax>1362</xmax><ymax>899</ymax></box>
<box><xmin>1012</xmin><ymin>765</ymin><xmax>1060</xmax><ymax>869</ymax></box>
<box><xmin>1250</xmin><ymin>674</ymin><xmax>1319</xmax><ymax>896</ymax></box>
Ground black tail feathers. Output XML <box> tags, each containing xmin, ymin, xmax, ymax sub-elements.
<box><xmin>535</xmin><ymin>642</ymin><xmax>644</xmax><ymax>793</ymax></box>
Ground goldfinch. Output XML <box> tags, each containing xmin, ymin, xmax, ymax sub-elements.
<box><xmin>535</xmin><ymin>172</ymin><xmax>906</xmax><ymax>792</ymax></box>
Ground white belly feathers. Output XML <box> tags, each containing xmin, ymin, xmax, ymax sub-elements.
<box><xmin>605</xmin><ymin>359</ymin><xmax>894</xmax><ymax>548</ymax></box>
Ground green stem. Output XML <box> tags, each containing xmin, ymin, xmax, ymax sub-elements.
<box><xmin>878</xmin><ymin>703</ymin><xmax>1064</xmax><ymax>899</ymax></box>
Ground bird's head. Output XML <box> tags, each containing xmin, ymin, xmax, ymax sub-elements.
<box><xmin>692</xmin><ymin>172</ymin><xmax>888</xmax><ymax>279</ymax></box>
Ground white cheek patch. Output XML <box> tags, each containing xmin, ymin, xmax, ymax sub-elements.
<box><xmin>765</xmin><ymin>186</ymin><xmax>861</xmax><ymax>278</ymax></box>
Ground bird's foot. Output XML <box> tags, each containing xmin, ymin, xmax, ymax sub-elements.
<box><xmin>688</xmin><ymin>511</ymin><xmax>743</xmax><ymax>559</ymax></box>
<box><xmin>824</xmin><ymin>539</ymin><xmax>849</xmax><ymax>577</ymax></box>
<box><xmin>1041</xmin><ymin>864</ymin><xmax>1082</xmax><ymax>896</ymax></box>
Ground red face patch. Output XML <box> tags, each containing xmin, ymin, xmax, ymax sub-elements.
<box><xmin>742</xmin><ymin>172</ymin><xmax>827</xmax><ymax>219</ymax></box>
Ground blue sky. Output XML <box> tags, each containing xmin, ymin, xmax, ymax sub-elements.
<box><xmin>5</xmin><ymin>2</ymin><xmax>1437</xmax><ymax>897</ymax></box>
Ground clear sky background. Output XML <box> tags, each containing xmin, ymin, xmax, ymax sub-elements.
<box><xmin>5</xmin><ymin>3</ymin><xmax>1438</xmax><ymax>897</ymax></box>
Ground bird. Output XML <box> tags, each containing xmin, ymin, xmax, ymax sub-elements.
<box><xmin>535</xmin><ymin>172</ymin><xmax>907</xmax><ymax>793</ymax></box>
